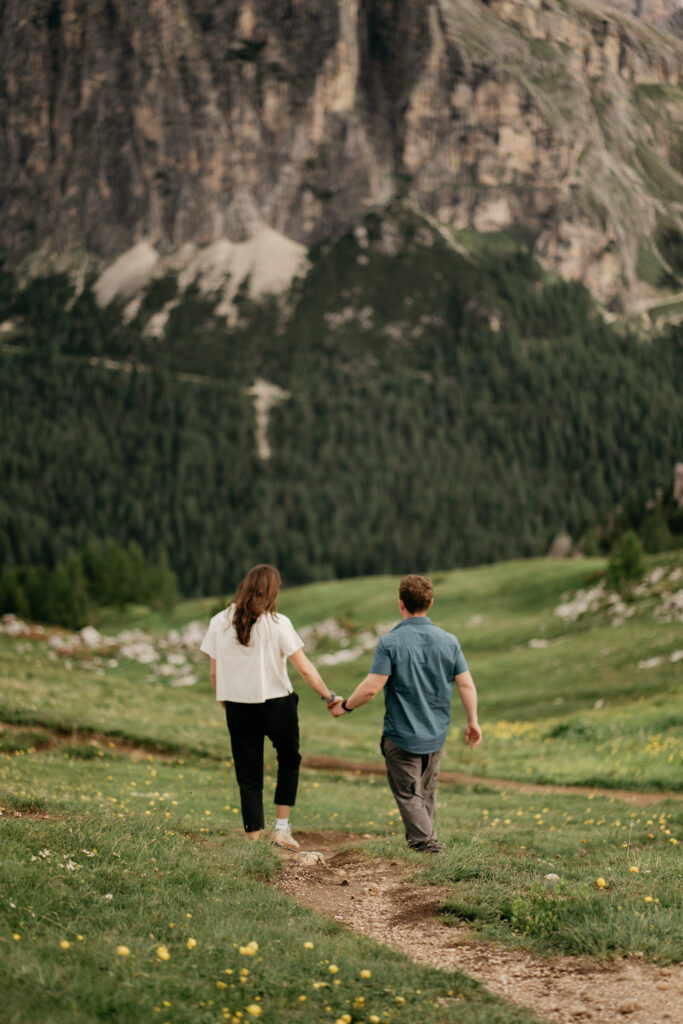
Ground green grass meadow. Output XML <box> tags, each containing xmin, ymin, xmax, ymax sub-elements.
<box><xmin>1</xmin><ymin>556</ymin><xmax>682</xmax><ymax>1022</ymax></box>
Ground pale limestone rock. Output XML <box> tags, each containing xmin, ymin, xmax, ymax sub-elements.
<box><xmin>79</xmin><ymin>626</ymin><xmax>102</xmax><ymax>649</ymax></box>
<box><xmin>247</xmin><ymin>378</ymin><xmax>291</xmax><ymax>461</ymax></box>
<box><xmin>94</xmin><ymin>242</ymin><xmax>159</xmax><ymax>306</ymax></box>
<box><xmin>548</xmin><ymin>533</ymin><xmax>573</xmax><ymax>559</ymax></box>
<box><xmin>296</xmin><ymin>851</ymin><xmax>326</xmax><ymax>866</ymax></box>
<box><xmin>673</xmin><ymin>463</ymin><xmax>683</xmax><ymax>509</ymax></box>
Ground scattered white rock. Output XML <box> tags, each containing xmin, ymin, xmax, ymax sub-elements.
<box><xmin>554</xmin><ymin>584</ymin><xmax>605</xmax><ymax>622</ymax></box>
<box><xmin>296</xmin><ymin>851</ymin><xmax>326</xmax><ymax>866</ymax></box>
<box><xmin>528</xmin><ymin>638</ymin><xmax>549</xmax><ymax>649</ymax></box>
<box><xmin>318</xmin><ymin>647</ymin><xmax>366</xmax><ymax>666</ymax></box>
<box><xmin>637</xmin><ymin>657</ymin><xmax>664</xmax><ymax>670</ymax></box>
<box><xmin>166</xmin><ymin>652</ymin><xmax>187</xmax><ymax>666</ymax></box>
<box><xmin>654</xmin><ymin>589</ymin><xmax>683</xmax><ymax>623</ymax></box>
<box><xmin>118</xmin><ymin>639</ymin><xmax>159</xmax><ymax>664</ymax></box>
<box><xmin>544</xmin><ymin>873</ymin><xmax>561</xmax><ymax>883</ymax></box>
<box><xmin>1</xmin><ymin>614</ymin><xmax>31</xmax><ymax>637</ymax></box>
<box><xmin>170</xmin><ymin>673</ymin><xmax>198</xmax><ymax>688</ymax></box>
<box><xmin>299</xmin><ymin>618</ymin><xmax>348</xmax><ymax>647</ymax></box>
<box><xmin>548</xmin><ymin>533</ymin><xmax>573</xmax><ymax>559</ymax></box>
<box><xmin>79</xmin><ymin>625</ymin><xmax>102</xmax><ymax>649</ymax></box>
<box><xmin>670</xmin><ymin>650</ymin><xmax>683</xmax><ymax>663</ymax></box>
<box><xmin>180</xmin><ymin>622</ymin><xmax>206</xmax><ymax>647</ymax></box>
<box><xmin>300</xmin><ymin>618</ymin><xmax>394</xmax><ymax>665</ymax></box>
<box><xmin>594</xmin><ymin>699</ymin><xmax>605</xmax><ymax>709</ymax></box>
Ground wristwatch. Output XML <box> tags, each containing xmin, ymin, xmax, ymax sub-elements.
<box><xmin>341</xmin><ymin>699</ymin><xmax>353</xmax><ymax>713</ymax></box>
<box><xmin>322</xmin><ymin>691</ymin><xmax>337</xmax><ymax>703</ymax></box>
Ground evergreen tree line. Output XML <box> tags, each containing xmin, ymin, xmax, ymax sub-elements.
<box><xmin>1</xmin><ymin>214</ymin><xmax>682</xmax><ymax>613</ymax></box>
<box><xmin>0</xmin><ymin>541</ymin><xmax>179</xmax><ymax>629</ymax></box>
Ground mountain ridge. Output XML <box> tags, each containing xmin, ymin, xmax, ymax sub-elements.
<box><xmin>2</xmin><ymin>0</ymin><xmax>683</xmax><ymax>311</ymax></box>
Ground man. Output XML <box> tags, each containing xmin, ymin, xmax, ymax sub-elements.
<box><xmin>330</xmin><ymin>574</ymin><xmax>482</xmax><ymax>854</ymax></box>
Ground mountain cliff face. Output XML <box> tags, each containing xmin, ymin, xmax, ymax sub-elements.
<box><xmin>1</xmin><ymin>0</ymin><xmax>682</xmax><ymax>311</ymax></box>
<box><xmin>600</xmin><ymin>0</ymin><xmax>683</xmax><ymax>40</ymax></box>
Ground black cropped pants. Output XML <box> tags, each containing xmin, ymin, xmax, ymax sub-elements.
<box><xmin>224</xmin><ymin>692</ymin><xmax>301</xmax><ymax>833</ymax></box>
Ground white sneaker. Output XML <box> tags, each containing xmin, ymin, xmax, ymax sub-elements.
<box><xmin>271</xmin><ymin>826</ymin><xmax>300</xmax><ymax>851</ymax></box>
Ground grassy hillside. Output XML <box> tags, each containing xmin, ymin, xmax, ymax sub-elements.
<box><xmin>2</xmin><ymin>555</ymin><xmax>681</xmax><ymax>791</ymax></box>
<box><xmin>1</xmin><ymin>557</ymin><xmax>681</xmax><ymax>1020</ymax></box>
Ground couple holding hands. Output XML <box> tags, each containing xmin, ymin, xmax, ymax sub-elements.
<box><xmin>200</xmin><ymin>564</ymin><xmax>482</xmax><ymax>855</ymax></box>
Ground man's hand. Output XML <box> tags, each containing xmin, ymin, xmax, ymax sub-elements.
<box><xmin>329</xmin><ymin>699</ymin><xmax>347</xmax><ymax>717</ymax></box>
<box><xmin>464</xmin><ymin>721</ymin><xmax>482</xmax><ymax>748</ymax></box>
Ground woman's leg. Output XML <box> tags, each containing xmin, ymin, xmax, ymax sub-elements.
<box><xmin>264</xmin><ymin>694</ymin><xmax>301</xmax><ymax>812</ymax></box>
<box><xmin>225</xmin><ymin>702</ymin><xmax>266</xmax><ymax>834</ymax></box>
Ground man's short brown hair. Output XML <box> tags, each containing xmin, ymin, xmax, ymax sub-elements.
<box><xmin>399</xmin><ymin>574</ymin><xmax>434</xmax><ymax>613</ymax></box>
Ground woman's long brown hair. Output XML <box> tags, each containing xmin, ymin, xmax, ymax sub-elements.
<box><xmin>232</xmin><ymin>564</ymin><xmax>282</xmax><ymax>646</ymax></box>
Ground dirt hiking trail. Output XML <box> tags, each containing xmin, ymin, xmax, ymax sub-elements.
<box><xmin>274</xmin><ymin>832</ymin><xmax>682</xmax><ymax>1024</ymax></box>
<box><xmin>3</xmin><ymin>721</ymin><xmax>680</xmax><ymax>806</ymax></box>
<box><xmin>302</xmin><ymin>755</ymin><xmax>683</xmax><ymax>807</ymax></box>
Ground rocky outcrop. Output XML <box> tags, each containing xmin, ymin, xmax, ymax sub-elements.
<box><xmin>1</xmin><ymin>0</ymin><xmax>682</xmax><ymax>309</ymax></box>
<box><xmin>599</xmin><ymin>0</ymin><xmax>683</xmax><ymax>40</ymax></box>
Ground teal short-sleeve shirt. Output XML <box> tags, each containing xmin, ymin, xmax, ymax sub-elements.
<box><xmin>370</xmin><ymin>616</ymin><xmax>468</xmax><ymax>754</ymax></box>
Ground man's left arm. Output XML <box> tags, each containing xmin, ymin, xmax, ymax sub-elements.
<box><xmin>455</xmin><ymin>670</ymin><xmax>482</xmax><ymax>747</ymax></box>
<box><xmin>329</xmin><ymin>673</ymin><xmax>388</xmax><ymax>716</ymax></box>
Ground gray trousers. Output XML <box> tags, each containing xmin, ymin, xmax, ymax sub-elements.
<box><xmin>381</xmin><ymin>735</ymin><xmax>444</xmax><ymax>852</ymax></box>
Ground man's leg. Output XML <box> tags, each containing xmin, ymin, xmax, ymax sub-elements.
<box><xmin>421</xmin><ymin>747</ymin><xmax>443</xmax><ymax>832</ymax></box>
<box><xmin>382</xmin><ymin>736</ymin><xmax>444</xmax><ymax>852</ymax></box>
<box><xmin>225</xmin><ymin>702</ymin><xmax>266</xmax><ymax>834</ymax></box>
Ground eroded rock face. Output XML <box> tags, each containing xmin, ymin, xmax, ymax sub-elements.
<box><xmin>1</xmin><ymin>0</ymin><xmax>682</xmax><ymax>307</ymax></box>
<box><xmin>598</xmin><ymin>0</ymin><xmax>683</xmax><ymax>40</ymax></box>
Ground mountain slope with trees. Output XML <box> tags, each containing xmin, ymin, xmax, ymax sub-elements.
<box><xmin>2</xmin><ymin>209</ymin><xmax>681</xmax><ymax>596</ymax></box>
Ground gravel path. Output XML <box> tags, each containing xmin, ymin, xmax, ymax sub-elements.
<box><xmin>274</xmin><ymin>832</ymin><xmax>682</xmax><ymax>1024</ymax></box>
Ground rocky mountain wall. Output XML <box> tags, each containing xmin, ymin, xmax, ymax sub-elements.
<box><xmin>1</xmin><ymin>0</ymin><xmax>682</xmax><ymax>308</ymax></box>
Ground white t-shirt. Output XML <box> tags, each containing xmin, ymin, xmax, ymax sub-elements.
<box><xmin>199</xmin><ymin>605</ymin><xmax>303</xmax><ymax>703</ymax></box>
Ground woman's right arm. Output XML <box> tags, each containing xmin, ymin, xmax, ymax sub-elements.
<box><xmin>288</xmin><ymin>648</ymin><xmax>338</xmax><ymax>704</ymax></box>
<box><xmin>210</xmin><ymin>658</ymin><xmax>226</xmax><ymax>709</ymax></box>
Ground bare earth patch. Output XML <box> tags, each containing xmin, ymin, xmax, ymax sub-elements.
<box><xmin>275</xmin><ymin>832</ymin><xmax>682</xmax><ymax>1024</ymax></box>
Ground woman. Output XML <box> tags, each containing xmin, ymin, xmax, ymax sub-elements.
<box><xmin>200</xmin><ymin>564</ymin><xmax>337</xmax><ymax>850</ymax></box>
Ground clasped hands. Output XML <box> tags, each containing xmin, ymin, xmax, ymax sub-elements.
<box><xmin>327</xmin><ymin>696</ymin><xmax>347</xmax><ymax>717</ymax></box>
